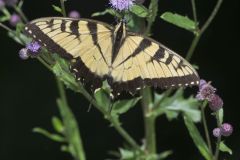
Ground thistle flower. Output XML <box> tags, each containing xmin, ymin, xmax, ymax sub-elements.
<box><xmin>9</xmin><ymin>13</ymin><xmax>21</xmax><ymax>26</ymax></box>
<box><xmin>0</xmin><ymin>0</ymin><xmax>5</xmax><ymax>10</ymax></box>
<box><xmin>4</xmin><ymin>0</ymin><xmax>18</xmax><ymax>6</ymax></box>
<box><xmin>26</xmin><ymin>41</ymin><xmax>41</xmax><ymax>56</ymax></box>
<box><xmin>213</xmin><ymin>128</ymin><xmax>221</xmax><ymax>138</ymax></box>
<box><xmin>196</xmin><ymin>80</ymin><xmax>216</xmax><ymax>101</ymax></box>
<box><xmin>68</xmin><ymin>10</ymin><xmax>80</xmax><ymax>18</ymax></box>
<box><xmin>109</xmin><ymin>0</ymin><xmax>135</xmax><ymax>11</ymax></box>
<box><xmin>220</xmin><ymin>123</ymin><xmax>233</xmax><ymax>137</ymax></box>
<box><xmin>209</xmin><ymin>94</ymin><xmax>223</xmax><ymax>111</ymax></box>
<box><xmin>18</xmin><ymin>48</ymin><xmax>29</xmax><ymax>60</ymax></box>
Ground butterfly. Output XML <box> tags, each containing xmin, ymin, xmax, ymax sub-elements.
<box><xmin>24</xmin><ymin>17</ymin><xmax>199</xmax><ymax>95</ymax></box>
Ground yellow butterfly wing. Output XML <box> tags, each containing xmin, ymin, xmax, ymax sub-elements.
<box><xmin>24</xmin><ymin>17</ymin><xmax>113</xmax><ymax>88</ymax></box>
<box><xmin>111</xmin><ymin>34</ymin><xmax>199</xmax><ymax>93</ymax></box>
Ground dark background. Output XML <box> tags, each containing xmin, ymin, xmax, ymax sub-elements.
<box><xmin>0</xmin><ymin>0</ymin><xmax>239</xmax><ymax>160</ymax></box>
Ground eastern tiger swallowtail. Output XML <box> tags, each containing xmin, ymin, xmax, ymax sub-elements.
<box><xmin>24</xmin><ymin>17</ymin><xmax>199</xmax><ymax>94</ymax></box>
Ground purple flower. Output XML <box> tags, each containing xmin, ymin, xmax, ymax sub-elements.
<box><xmin>196</xmin><ymin>79</ymin><xmax>216</xmax><ymax>101</ymax></box>
<box><xmin>220</xmin><ymin>123</ymin><xmax>233</xmax><ymax>137</ymax></box>
<box><xmin>4</xmin><ymin>0</ymin><xmax>18</xmax><ymax>6</ymax></box>
<box><xmin>110</xmin><ymin>0</ymin><xmax>135</xmax><ymax>11</ymax></box>
<box><xmin>9</xmin><ymin>13</ymin><xmax>21</xmax><ymax>26</ymax></box>
<box><xmin>18</xmin><ymin>48</ymin><xmax>29</xmax><ymax>60</ymax></box>
<box><xmin>68</xmin><ymin>10</ymin><xmax>80</xmax><ymax>18</ymax></box>
<box><xmin>26</xmin><ymin>41</ymin><xmax>41</xmax><ymax>56</ymax></box>
<box><xmin>213</xmin><ymin>128</ymin><xmax>221</xmax><ymax>138</ymax></box>
<box><xmin>209</xmin><ymin>94</ymin><xmax>223</xmax><ymax>111</ymax></box>
<box><xmin>0</xmin><ymin>0</ymin><xmax>5</xmax><ymax>10</ymax></box>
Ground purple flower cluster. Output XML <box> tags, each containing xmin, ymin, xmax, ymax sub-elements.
<box><xmin>68</xmin><ymin>10</ymin><xmax>80</xmax><ymax>18</ymax></box>
<box><xmin>19</xmin><ymin>41</ymin><xmax>41</xmax><ymax>60</ymax></box>
<box><xmin>109</xmin><ymin>0</ymin><xmax>135</xmax><ymax>11</ymax></box>
<box><xmin>9</xmin><ymin>13</ymin><xmax>21</xmax><ymax>26</ymax></box>
<box><xmin>196</xmin><ymin>79</ymin><xmax>223</xmax><ymax>112</ymax></box>
<box><xmin>213</xmin><ymin>123</ymin><xmax>233</xmax><ymax>138</ymax></box>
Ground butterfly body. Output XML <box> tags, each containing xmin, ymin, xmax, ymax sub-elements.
<box><xmin>24</xmin><ymin>17</ymin><xmax>199</xmax><ymax>94</ymax></box>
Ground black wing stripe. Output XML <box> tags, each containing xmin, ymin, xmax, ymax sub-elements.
<box><xmin>70</xmin><ymin>20</ymin><xmax>80</xmax><ymax>36</ymax></box>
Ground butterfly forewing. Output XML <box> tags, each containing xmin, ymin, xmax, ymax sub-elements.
<box><xmin>24</xmin><ymin>17</ymin><xmax>113</xmax><ymax>82</ymax></box>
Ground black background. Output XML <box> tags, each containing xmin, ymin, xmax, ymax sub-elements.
<box><xmin>0</xmin><ymin>0</ymin><xmax>239</xmax><ymax>160</ymax></box>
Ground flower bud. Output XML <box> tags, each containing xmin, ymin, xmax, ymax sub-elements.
<box><xmin>9</xmin><ymin>13</ymin><xmax>21</xmax><ymax>26</ymax></box>
<box><xmin>18</xmin><ymin>48</ymin><xmax>29</xmax><ymax>60</ymax></box>
<box><xmin>209</xmin><ymin>94</ymin><xmax>223</xmax><ymax>111</ymax></box>
<box><xmin>220</xmin><ymin>123</ymin><xmax>233</xmax><ymax>137</ymax></box>
<box><xmin>213</xmin><ymin>128</ymin><xmax>221</xmax><ymax>138</ymax></box>
<box><xmin>68</xmin><ymin>10</ymin><xmax>80</xmax><ymax>18</ymax></box>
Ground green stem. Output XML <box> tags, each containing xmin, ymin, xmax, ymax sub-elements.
<box><xmin>191</xmin><ymin>0</ymin><xmax>198</xmax><ymax>24</ymax></box>
<box><xmin>140</xmin><ymin>0</ymin><xmax>159</xmax><ymax>157</ymax></box>
<box><xmin>186</xmin><ymin>0</ymin><xmax>223</xmax><ymax>61</ymax></box>
<box><xmin>78</xmin><ymin>85</ymin><xmax>142</xmax><ymax>152</ymax></box>
<box><xmin>14</xmin><ymin>5</ymin><xmax>28</xmax><ymax>23</ymax></box>
<box><xmin>56</xmin><ymin>78</ymin><xmax>86</xmax><ymax>160</ymax></box>
<box><xmin>214</xmin><ymin>111</ymin><xmax>222</xmax><ymax>160</ymax></box>
<box><xmin>141</xmin><ymin>87</ymin><xmax>156</xmax><ymax>155</ymax></box>
<box><xmin>60</xmin><ymin>0</ymin><xmax>67</xmax><ymax>17</ymax></box>
<box><xmin>0</xmin><ymin>22</ymin><xmax>12</xmax><ymax>32</ymax></box>
<box><xmin>201</xmin><ymin>101</ymin><xmax>213</xmax><ymax>155</ymax></box>
<box><xmin>145</xmin><ymin>0</ymin><xmax>159</xmax><ymax>35</ymax></box>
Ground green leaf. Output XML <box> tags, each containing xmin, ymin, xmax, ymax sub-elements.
<box><xmin>130</xmin><ymin>4</ymin><xmax>149</xmax><ymax>18</ymax></box>
<box><xmin>157</xmin><ymin>150</ymin><xmax>173</xmax><ymax>160</ymax></box>
<box><xmin>94</xmin><ymin>88</ymin><xmax>111</xmax><ymax>111</ymax></box>
<box><xmin>33</xmin><ymin>127</ymin><xmax>65</xmax><ymax>142</ymax></box>
<box><xmin>184</xmin><ymin>115</ymin><xmax>212</xmax><ymax>160</ymax></box>
<box><xmin>154</xmin><ymin>89</ymin><xmax>201</xmax><ymax>122</ymax></box>
<box><xmin>57</xmin><ymin>98</ymin><xmax>86</xmax><ymax>160</ymax></box>
<box><xmin>218</xmin><ymin>108</ymin><xmax>224</xmax><ymax>124</ymax></box>
<box><xmin>91</xmin><ymin>8</ymin><xmax>121</xmax><ymax>18</ymax></box>
<box><xmin>120</xmin><ymin>148</ymin><xmax>135</xmax><ymax>159</ymax></box>
<box><xmin>51</xmin><ymin>116</ymin><xmax>64</xmax><ymax>133</ymax></box>
<box><xmin>52</xmin><ymin>54</ymin><xmax>80</xmax><ymax>92</ymax></box>
<box><xmin>160</xmin><ymin>12</ymin><xmax>197</xmax><ymax>33</ymax></box>
<box><xmin>52</xmin><ymin>5</ymin><xmax>62</xmax><ymax>14</ymax></box>
<box><xmin>219</xmin><ymin>141</ymin><xmax>233</xmax><ymax>155</ymax></box>
<box><xmin>112</xmin><ymin>97</ymin><xmax>141</xmax><ymax>115</ymax></box>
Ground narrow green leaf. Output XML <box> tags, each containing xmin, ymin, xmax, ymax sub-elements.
<box><xmin>57</xmin><ymin>98</ymin><xmax>86</xmax><ymax>160</ymax></box>
<box><xmin>52</xmin><ymin>116</ymin><xmax>64</xmax><ymax>133</ymax></box>
<box><xmin>130</xmin><ymin>4</ymin><xmax>149</xmax><ymax>18</ymax></box>
<box><xmin>160</xmin><ymin>12</ymin><xmax>197</xmax><ymax>32</ymax></box>
<box><xmin>91</xmin><ymin>8</ymin><xmax>121</xmax><ymax>18</ymax></box>
<box><xmin>154</xmin><ymin>89</ymin><xmax>200</xmax><ymax>122</ymax></box>
<box><xmin>112</xmin><ymin>97</ymin><xmax>141</xmax><ymax>115</ymax></box>
<box><xmin>119</xmin><ymin>148</ymin><xmax>135</xmax><ymax>159</ymax></box>
<box><xmin>52</xmin><ymin>5</ymin><xmax>62</xmax><ymax>13</ymax></box>
<box><xmin>219</xmin><ymin>141</ymin><xmax>233</xmax><ymax>155</ymax></box>
<box><xmin>218</xmin><ymin>108</ymin><xmax>224</xmax><ymax>124</ymax></box>
<box><xmin>157</xmin><ymin>150</ymin><xmax>173</xmax><ymax>160</ymax></box>
<box><xmin>94</xmin><ymin>88</ymin><xmax>110</xmax><ymax>110</ymax></box>
<box><xmin>0</xmin><ymin>16</ymin><xmax>10</xmax><ymax>22</ymax></box>
<box><xmin>33</xmin><ymin>127</ymin><xmax>65</xmax><ymax>142</ymax></box>
<box><xmin>184</xmin><ymin>115</ymin><xmax>212</xmax><ymax>160</ymax></box>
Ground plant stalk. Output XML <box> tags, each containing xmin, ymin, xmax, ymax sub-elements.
<box><xmin>201</xmin><ymin>101</ymin><xmax>213</xmax><ymax>154</ymax></box>
<box><xmin>186</xmin><ymin>0</ymin><xmax>223</xmax><ymax>61</ymax></box>
<box><xmin>60</xmin><ymin>0</ymin><xmax>67</xmax><ymax>17</ymax></box>
<box><xmin>214</xmin><ymin>111</ymin><xmax>222</xmax><ymax>160</ymax></box>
